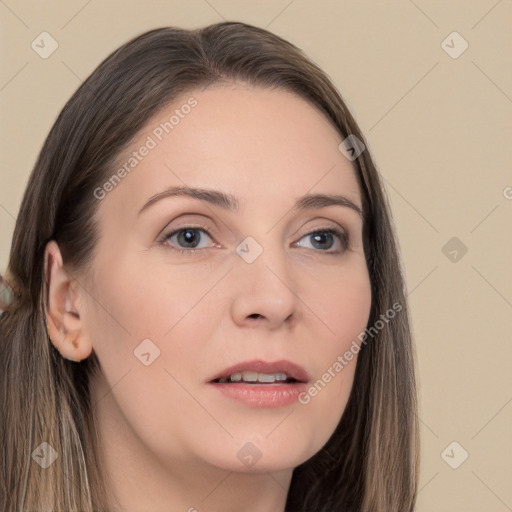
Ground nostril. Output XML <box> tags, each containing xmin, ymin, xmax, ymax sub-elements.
<box><xmin>248</xmin><ymin>313</ymin><xmax>262</xmax><ymax>319</ymax></box>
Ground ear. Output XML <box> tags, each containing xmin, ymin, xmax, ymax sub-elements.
<box><xmin>44</xmin><ymin>240</ymin><xmax>93</xmax><ymax>363</ymax></box>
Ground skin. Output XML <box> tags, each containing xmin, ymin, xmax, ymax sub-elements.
<box><xmin>44</xmin><ymin>84</ymin><xmax>372</xmax><ymax>512</ymax></box>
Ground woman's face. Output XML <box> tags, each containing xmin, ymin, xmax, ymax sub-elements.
<box><xmin>79</xmin><ymin>84</ymin><xmax>372</xmax><ymax>475</ymax></box>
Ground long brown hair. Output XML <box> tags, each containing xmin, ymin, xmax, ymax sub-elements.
<box><xmin>0</xmin><ymin>22</ymin><xmax>419</xmax><ymax>511</ymax></box>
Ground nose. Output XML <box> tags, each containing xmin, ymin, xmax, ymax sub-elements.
<box><xmin>230</xmin><ymin>242</ymin><xmax>300</xmax><ymax>330</ymax></box>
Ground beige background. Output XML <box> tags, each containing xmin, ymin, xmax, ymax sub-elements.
<box><xmin>1</xmin><ymin>1</ymin><xmax>511</xmax><ymax>510</ymax></box>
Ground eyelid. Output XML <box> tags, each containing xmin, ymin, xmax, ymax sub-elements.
<box><xmin>156</xmin><ymin>212</ymin><xmax>218</xmax><ymax>238</ymax></box>
<box><xmin>294</xmin><ymin>217</ymin><xmax>349</xmax><ymax>240</ymax></box>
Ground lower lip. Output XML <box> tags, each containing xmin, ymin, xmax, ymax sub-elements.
<box><xmin>208</xmin><ymin>382</ymin><xmax>308</xmax><ymax>408</ymax></box>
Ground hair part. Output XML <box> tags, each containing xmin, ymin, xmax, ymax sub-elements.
<box><xmin>0</xmin><ymin>22</ymin><xmax>418</xmax><ymax>511</ymax></box>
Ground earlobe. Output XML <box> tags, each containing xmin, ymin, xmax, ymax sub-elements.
<box><xmin>44</xmin><ymin>241</ymin><xmax>93</xmax><ymax>363</ymax></box>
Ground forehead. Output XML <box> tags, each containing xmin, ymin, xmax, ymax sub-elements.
<box><xmin>98</xmin><ymin>85</ymin><xmax>362</xmax><ymax>220</ymax></box>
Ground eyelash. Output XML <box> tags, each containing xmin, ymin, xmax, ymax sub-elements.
<box><xmin>158</xmin><ymin>224</ymin><xmax>349</xmax><ymax>255</ymax></box>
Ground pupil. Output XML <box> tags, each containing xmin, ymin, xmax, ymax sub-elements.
<box><xmin>312</xmin><ymin>232</ymin><xmax>333</xmax><ymax>249</ymax></box>
<box><xmin>179</xmin><ymin>229</ymin><xmax>200</xmax><ymax>248</ymax></box>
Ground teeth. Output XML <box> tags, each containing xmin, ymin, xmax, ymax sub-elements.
<box><xmin>257</xmin><ymin>373</ymin><xmax>275</xmax><ymax>383</ymax></box>
<box><xmin>242</xmin><ymin>371</ymin><xmax>258</xmax><ymax>382</ymax></box>
<box><xmin>218</xmin><ymin>371</ymin><xmax>291</xmax><ymax>383</ymax></box>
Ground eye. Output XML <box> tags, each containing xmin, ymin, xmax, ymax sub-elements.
<box><xmin>295</xmin><ymin>229</ymin><xmax>348</xmax><ymax>253</ymax></box>
<box><xmin>160</xmin><ymin>226</ymin><xmax>216</xmax><ymax>253</ymax></box>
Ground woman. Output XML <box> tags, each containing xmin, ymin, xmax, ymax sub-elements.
<box><xmin>0</xmin><ymin>21</ymin><xmax>419</xmax><ymax>512</ymax></box>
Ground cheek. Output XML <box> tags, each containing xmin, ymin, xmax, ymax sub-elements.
<box><xmin>297</xmin><ymin>263</ymin><xmax>371</xmax><ymax>419</ymax></box>
<box><xmin>82</xmin><ymin>256</ymin><xmax>229</xmax><ymax>418</ymax></box>
<box><xmin>82</xmin><ymin>263</ymin><xmax>227</xmax><ymax>462</ymax></box>
<box><xmin>87</xmin><ymin>252</ymin><xmax>223</xmax><ymax>346</ymax></box>
<box><xmin>312</xmin><ymin>262</ymin><xmax>372</xmax><ymax>349</ymax></box>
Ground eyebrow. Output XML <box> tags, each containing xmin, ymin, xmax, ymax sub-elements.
<box><xmin>137</xmin><ymin>185</ymin><xmax>363</xmax><ymax>219</ymax></box>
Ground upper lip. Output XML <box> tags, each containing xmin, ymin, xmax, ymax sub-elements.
<box><xmin>208</xmin><ymin>359</ymin><xmax>310</xmax><ymax>383</ymax></box>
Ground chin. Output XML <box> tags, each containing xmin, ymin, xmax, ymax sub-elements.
<box><xmin>194</xmin><ymin>432</ymin><xmax>324</xmax><ymax>475</ymax></box>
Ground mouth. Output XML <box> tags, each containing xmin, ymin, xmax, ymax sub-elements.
<box><xmin>207</xmin><ymin>360</ymin><xmax>310</xmax><ymax>408</ymax></box>
<box><xmin>213</xmin><ymin>371</ymin><xmax>300</xmax><ymax>384</ymax></box>
<box><xmin>208</xmin><ymin>359</ymin><xmax>310</xmax><ymax>385</ymax></box>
